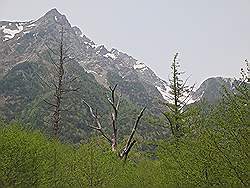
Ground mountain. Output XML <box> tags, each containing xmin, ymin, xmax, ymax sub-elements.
<box><xmin>189</xmin><ymin>77</ymin><xmax>239</xmax><ymax>104</ymax></box>
<box><xmin>0</xmin><ymin>8</ymin><xmax>168</xmax><ymax>107</ymax></box>
<box><xmin>0</xmin><ymin>9</ymin><xmax>240</xmax><ymax>142</ymax></box>
<box><xmin>0</xmin><ymin>9</ymin><xmax>168</xmax><ymax>142</ymax></box>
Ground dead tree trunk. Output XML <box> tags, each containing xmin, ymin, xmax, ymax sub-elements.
<box><xmin>38</xmin><ymin>27</ymin><xmax>79</xmax><ymax>139</ymax></box>
<box><xmin>83</xmin><ymin>84</ymin><xmax>146</xmax><ymax>160</ymax></box>
<box><xmin>107</xmin><ymin>85</ymin><xmax>120</xmax><ymax>151</ymax></box>
<box><xmin>119</xmin><ymin>106</ymin><xmax>146</xmax><ymax>161</ymax></box>
<box><xmin>52</xmin><ymin>29</ymin><xmax>64</xmax><ymax>138</ymax></box>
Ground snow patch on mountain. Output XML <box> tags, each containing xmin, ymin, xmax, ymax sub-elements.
<box><xmin>134</xmin><ymin>61</ymin><xmax>146</xmax><ymax>69</ymax></box>
<box><xmin>86</xmin><ymin>69</ymin><xmax>98</xmax><ymax>75</ymax></box>
<box><xmin>1</xmin><ymin>24</ymin><xmax>24</xmax><ymax>41</ymax></box>
<box><xmin>156</xmin><ymin>86</ymin><xmax>170</xmax><ymax>100</ymax></box>
<box><xmin>104</xmin><ymin>52</ymin><xmax>117</xmax><ymax>60</ymax></box>
<box><xmin>155</xmin><ymin>81</ymin><xmax>171</xmax><ymax>101</ymax></box>
<box><xmin>187</xmin><ymin>91</ymin><xmax>204</xmax><ymax>104</ymax></box>
<box><xmin>155</xmin><ymin>81</ymin><xmax>202</xmax><ymax>104</ymax></box>
<box><xmin>23</xmin><ymin>31</ymin><xmax>31</xmax><ymax>34</ymax></box>
<box><xmin>83</xmin><ymin>41</ymin><xmax>96</xmax><ymax>48</ymax></box>
<box><xmin>95</xmin><ymin>45</ymin><xmax>106</xmax><ymax>54</ymax></box>
<box><xmin>26</xmin><ymin>23</ymin><xmax>36</xmax><ymax>28</ymax></box>
<box><xmin>134</xmin><ymin>61</ymin><xmax>148</xmax><ymax>72</ymax></box>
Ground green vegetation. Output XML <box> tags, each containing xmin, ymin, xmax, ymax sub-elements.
<box><xmin>0</xmin><ymin>60</ymin><xmax>165</xmax><ymax>143</ymax></box>
<box><xmin>162</xmin><ymin>52</ymin><xmax>195</xmax><ymax>137</ymax></box>
<box><xmin>0</xmin><ymin>78</ymin><xmax>249</xmax><ymax>187</ymax></box>
<box><xmin>0</xmin><ymin>47</ymin><xmax>249</xmax><ymax>187</ymax></box>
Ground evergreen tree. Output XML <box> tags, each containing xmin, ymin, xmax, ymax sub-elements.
<box><xmin>163</xmin><ymin>53</ymin><xmax>194</xmax><ymax>137</ymax></box>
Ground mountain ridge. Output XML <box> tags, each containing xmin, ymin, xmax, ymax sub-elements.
<box><xmin>0</xmin><ymin>9</ymin><xmax>172</xmax><ymax>142</ymax></box>
<box><xmin>0</xmin><ymin>8</ymin><xmax>169</xmax><ymax>106</ymax></box>
<box><xmin>0</xmin><ymin>8</ymin><xmax>240</xmax><ymax>107</ymax></box>
<box><xmin>0</xmin><ymin>9</ymin><xmax>240</xmax><ymax>143</ymax></box>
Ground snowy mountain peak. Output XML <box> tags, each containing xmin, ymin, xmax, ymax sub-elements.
<box><xmin>35</xmin><ymin>8</ymin><xmax>70</xmax><ymax>28</ymax></box>
<box><xmin>0</xmin><ymin>9</ymin><xmax>174</xmax><ymax>107</ymax></box>
<box><xmin>0</xmin><ymin>8</ymin><xmax>240</xmax><ymax>112</ymax></box>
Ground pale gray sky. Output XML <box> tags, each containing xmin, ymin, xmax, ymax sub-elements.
<box><xmin>1</xmin><ymin>0</ymin><xmax>249</xmax><ymax>85</ymax></box>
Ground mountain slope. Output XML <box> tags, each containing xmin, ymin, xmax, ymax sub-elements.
<box><xmin>0</xmin><ymin>9</ymin><xmax>240</xmax><ymax>142</ymax></box>
<box><xmin>0</xmin><ymin>9</ymin><xmax>168</xmax><ymax>142</ymax></box>
<box><xmin>189</xmin><ymin>77</ymin><xmax>239</xmax><ymax>103</ymax></box>
<box><xmin>0</xmin><ymin>9</ymin><xmax>168</xmax><ymax>108</ymax></box>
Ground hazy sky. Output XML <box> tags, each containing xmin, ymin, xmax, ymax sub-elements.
<box><xmin>1</xmin><ymin>0</ymin><xmax>249</xmax><ymax>85</ymax></box>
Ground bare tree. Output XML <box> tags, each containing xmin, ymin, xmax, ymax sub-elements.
<box><xmin>83</xmin><ymin>84</ymin><xmax>146</xmax><ymax>160</ymax></box>
<box><xmin>37</xmin><ymin>27</ymin><xmax>79</xmax><ymax>139</ymax></box>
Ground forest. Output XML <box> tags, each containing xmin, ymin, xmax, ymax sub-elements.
<box><xmin>0</xmin><ymin>50</ymin><xmax>249</xmax><ymax>187</ymax></box>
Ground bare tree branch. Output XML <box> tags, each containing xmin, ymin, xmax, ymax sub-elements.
<box><xmin>34</xmin><ymin>72</ymin><xmax>55</xmax><ymax>90</ymax></box>
<box><xmin>84</xmin><ymin>84</ymin><xmax>146</xmax><ymax>160</ymax></box>
<box><xmin>82</xmin><ymin>100</ymin><xmax>112</xmax><ymax>144</ymax></box>
<box><xmin>45</xmin><ymin>42</ymin><xmax>59</xmax><ymax>56</ymax></box>
<box><xmin>161</xmin><ymin>110</ymin><xmax>175</xmax><ymax>136</ymax></box>
<box><xmin>43</xmin><ymin>98</ymin><xmax>57</xmax><ymax>108</ymax></box>
<box><xmin>107</xmin><ymin>84</ymin><xmax>119</xmax><ymax>151</ymax></box>
<box><xmin>122</xmin><ymin>140</ymin><xmax>136</xmax><ymax>161</ymax></box>
<box><xmin>120</xmin><ymin>106</ymin><xmax>147</xmax><ymax>159</ymax></box>
<box><xmin>61</xmin><ymin>87</ymin><xmax>80</xmax><ymax>93</ymax></box>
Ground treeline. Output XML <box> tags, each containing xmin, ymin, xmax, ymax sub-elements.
<box><xmin>0</xmin><ymin>34</ymin><xmax>249</xmax><ymax>187</ymax></box>
<box><xmin>0</xmin><ymin>76</ymin><xmax>249</xmax><ymax>187</ymax></box>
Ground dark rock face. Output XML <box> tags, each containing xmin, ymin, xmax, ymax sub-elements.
<box><xmin>0</xmin><ymin>8</ymin><xmax>240</xmax><ymax>109</ymax></box>
<box><xmin>0</xmin><ymin>8</ymin><xmax>168</xmax><ymax>108</ymax></box>
<box><xmin>0</xmin><ymin>9</ymin><xmax>170</xmax><ymax>142</ymax></box>
<box><xmin>0</xmin><ymin>8</ymin><xmax>240</xmax><ymax>142</ymax></box>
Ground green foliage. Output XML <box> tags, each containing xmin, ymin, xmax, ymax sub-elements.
<box><xmin>0</xmin><ymin>124</ymin><xmax>123</xmax><ymax>187</ymax></box>
<box><xmin>0</xmin><ymin>59</ymin><xmax>166</xmax><ymax>143</ymax></box>
<box><xmin>158</xmin><ymin>81</ymin><xmax>250</xmax><ymax>187</ymax></box>
<box><xmin>164</xmin><ymin>53</ymin><xmax>195</xmax><ymax>137</ymax></box>
<box><xmin>0</xmin><ymin>86</ymin><xmax>249</xmax><ymax>188</ymax></box>
<box><xmin>0</xmin><ymin>124</ymin><xmax>168</xmax><ymax>187</ymax></box>
<box><xmin>0</xmin><ymin>57</ymin><xmax>249</xmax><ymax>187</ymax></box>
<box><xmin>0</xmin><ymin>62</ymin><xmax>45</xmax><ymax>120</ymax></box>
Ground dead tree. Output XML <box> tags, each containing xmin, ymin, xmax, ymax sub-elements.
<box><xmin>37</xmin><ymin>27</ymin><xmax>79</xmax><ymax>138</ymax></box>
<box><xmin>83</xmin><ymin>84</ymin><xmax>146</xmax><ymax>160</ymax></box>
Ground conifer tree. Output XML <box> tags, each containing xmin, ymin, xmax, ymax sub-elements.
<box><xmin>163</xmin><ymin>53</ymin><xmax>194</xmax><ymax>137</ymax></box>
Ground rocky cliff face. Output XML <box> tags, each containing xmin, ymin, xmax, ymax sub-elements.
<box><xmin>0</xmin><ymin>9</ymin><xmax>170</xmax><ymax>142</ymax></box>
<box><xmin>0</xmin><ymin>9</ymin><xmax>168</xmax><ymax>109</ymax></box>
<box><xmin>1</xmin><ymin>9</ymin><xmax>242</xmax><ymax>108</ymax></box>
